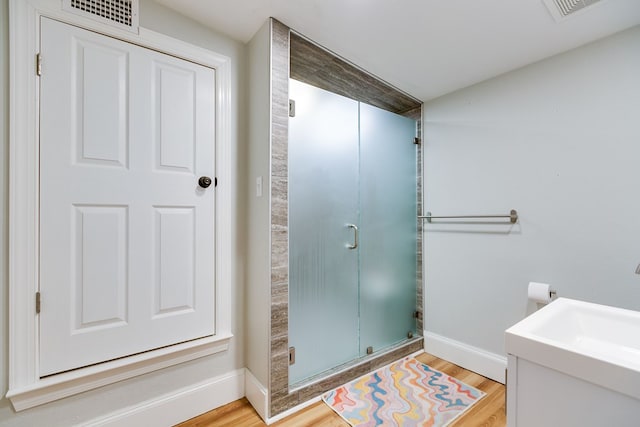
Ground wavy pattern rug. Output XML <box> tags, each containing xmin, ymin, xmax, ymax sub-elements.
<box><xmin>323</xmin><ymin>357</ymin><xmax>485</xmax><ymax>426</ymax></box>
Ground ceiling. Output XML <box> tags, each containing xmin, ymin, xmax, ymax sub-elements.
<box><xmin>152</xmin><ymin>0</ymin><xmax>640</xmax><ymax>101</ymax></box>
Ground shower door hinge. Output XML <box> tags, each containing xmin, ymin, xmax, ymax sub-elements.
<box><xmin>35</xmin><ymin>292</ymin><xmax>41</xmax><ymax>314</ymax></box>
<box><xmin>289</xmin><ymin>99</ymin><xmax>296</xmax><ymax>117</ymax></box>
<box><xmin>36</xmin><ymin>53</ymin><xmax>42</xmax><ymax>76</ymax></box>
<box><xmin>414</xmin><ymin>310</ymin><xmax>422</xmax><ymax>320</ymax></box>
<box><xmin>413</xmin><ymin>137</ymin><xmax>421</xmax><ymax>145</ymax></box>
<box><xmin>289</xmin><ymin>347</ymin><xmax>296</xmax><ymax>365</ymax></box>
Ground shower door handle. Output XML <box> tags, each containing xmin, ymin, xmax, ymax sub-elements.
<box><xmin>346</xmin><ymin>224</ymin><xmax>358</xmax><ymax>250</ymax></box>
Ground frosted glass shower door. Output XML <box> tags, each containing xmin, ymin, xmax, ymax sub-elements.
<box><xmin>359</xmin><ymin>104</ymin><xmax>417</xmax><ymax>353</ymax></box>
<box><xmin>288</xmin><ymin>79</ymin><xmax>360</xmax><ymax>384</ymax></box>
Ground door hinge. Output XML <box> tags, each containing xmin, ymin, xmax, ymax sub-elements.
<box><xmin>289</xmin><ymin>347</ymin><xmax>295</xmax><ymax>365</ymax></box>
<box><xmin>36</xmin><ymin>53</ymin><xmax>42</xmax><ymax>76</ymax></box>
<box><xmin>414</xmin><ymin>310</ymin><xmax>422</xmax><ymax>320</ymax></box>
<box><xmin>413</xmin><ymin>137</ymin><xmax>421</xmax><ymax>145</ymax></box>
<box><xmin>289</xmin><ymin>99</ymin><xmax>296</xmax><ymax>117</ymax></box>
<box><xmin>35</xmin><ymin>292</ymin><xmax>41</xmax><ymax>314</ymax></box>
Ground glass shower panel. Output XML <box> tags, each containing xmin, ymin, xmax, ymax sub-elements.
<box><xmin>358</xmin><ymin>103</ymin><xmax>417</xmax><ymax>354</ymax></box>
<box><xmin>288</xmin><ymin>79</ymin><xmax>360</xmax><ymax>384</ymax></box>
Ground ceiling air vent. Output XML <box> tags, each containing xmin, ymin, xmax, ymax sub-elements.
<box><xmin>543</xmin><ymin>0</ymin><xmax>602</xmax><ymax>21</ymax></box>
<box><xmin>63</xmin><ymin>0</ymin><xmax>139</xmax><ymax>33</ymax></box>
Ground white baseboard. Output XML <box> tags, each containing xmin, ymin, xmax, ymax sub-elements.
<box><xmin>423</xmin><ymin>331</ymin><xmax>506</xmax><ymax>384</ymax></box>
<box><xmin>244</xmin><ymin>369</ymin><xmax>268</xmax><ymax>422</ymax></box>
<box><xmin>84</xmin><ymin>369</ymin><xmax>245</xmax><ymax>426</ymax></box>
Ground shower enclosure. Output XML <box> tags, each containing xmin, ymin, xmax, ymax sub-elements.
<box><xmin>245</xmin><ymin>19</ymin><xmax>423</xmax><ymax>417</ymax></box>
<box><xmin>288</xmin><ymin>79</ymin><xmax>418</xmax><ymax>384</ymax></box>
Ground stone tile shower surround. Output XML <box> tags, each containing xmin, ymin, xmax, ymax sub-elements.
<box><xmin>267</xmin><ymin>19</ymin><xmax>424</xmax><ymax>416</ymax></box>
<box><xmin>269</xmin><ymin>19</ymin><xmax>292</xmax><ymax>410</ymax></box>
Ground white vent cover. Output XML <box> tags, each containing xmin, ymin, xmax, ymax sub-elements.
<box><xmin>63</xmin><ymin>0</ymin><xmax>139</xmax><ymax>33</ymax></box>
<box><xmin>543</xmin><ymin>0</ymin><xmax>603</xmax><ymax>21</ymax></box>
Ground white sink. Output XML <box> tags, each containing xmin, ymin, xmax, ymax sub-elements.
<box><xmin>505</xmin><ymin>297</ymin><xmax>640</xmax><ymax>401</ymax></box>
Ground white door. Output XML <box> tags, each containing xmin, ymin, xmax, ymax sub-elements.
<box><xmin>39</xmin><ymin>17</ymin><xmax>216</xmax><ymax>376</ymax></box>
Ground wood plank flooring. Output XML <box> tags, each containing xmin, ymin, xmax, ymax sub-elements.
<box><xmin>177</xmin><ymin>352</ymin><xmax>506</xmax><ymax>427</ymax></box>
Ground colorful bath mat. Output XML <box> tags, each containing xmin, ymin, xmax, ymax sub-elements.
<box><xmin>323</xmin><ymin>357</ymin><xmax>485</xmax><ymax>427</ymax></box>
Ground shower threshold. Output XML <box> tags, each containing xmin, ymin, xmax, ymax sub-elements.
<box><xmin>288</xmin><ymin>335</ymin><xmax>424</xmax><ymax>393</ymax></box>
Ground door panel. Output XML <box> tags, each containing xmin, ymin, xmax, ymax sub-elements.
<box><xmin>359</xmin><ymin>103</ymin><xmax>417</xmax><ymax>354</ymax></box>
<box><xmin>288</xmin><ymin>79</ymin><xmax>360</xmax><ymax>384</ymax></box>
<box><xmin>154</xmin><ymin>61</ymin><xmax>197</xmax><ymax>173</ymax></box>
<box><xmin>153</xmin><ymin>207</ymin><xmax>195</xmax><ymax>317</ymax></box>
<box><xmin>73</xmin><ymin>38</ymin><xmax>129</xmax><ymax>167</ymax></box>
<box><xmin>39</xmin><ymin>17</ymin><xmax>216</xmax><ymax>376</ymax></box>
<box><xmin>73</xmin><ymin>205</ymin><xmax>128</xmax><ymax>330</ymax></box>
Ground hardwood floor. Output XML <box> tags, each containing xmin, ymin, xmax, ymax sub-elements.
<box><xmin>177</xmin><ymin>352</ymin><xmax>506</xmax><ymax>427</ymax></box>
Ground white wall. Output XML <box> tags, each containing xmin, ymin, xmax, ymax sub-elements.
<box><xmin>0</xmin><ymin>0</ymin><xmax>247</xmax><ymax>425</ymax></box>
<box><xmin>0</xmin><ymin>0</ymin><xmax>9</xmax><ymax>419</ymax></box>
<box><xmin>245</xmin><ymin>20</ymin><xmax>271</xmax><ymax>389</ymax></box>
<box><xmin>423</xmin><ymin>25</ymin><xmax>640</xmax><ymax>359</ymax></box>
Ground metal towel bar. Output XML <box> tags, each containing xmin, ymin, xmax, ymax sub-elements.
<box><xmin>419</xmin><ymin>209</ymin><xmax>518</xmax><ymax>223</ymax></box>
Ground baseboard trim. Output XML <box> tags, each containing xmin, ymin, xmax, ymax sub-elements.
<box><xmin>83</xmin><ymin>369</ymin><xmax>245</xmax><ymax>426</ymax></box>
<box><xmin>244</xmin><ymin>369</ymin><xmax>268</xmax><ymax>422</ymax></box>
<box><xmin>423</xmin><ymin>331</ymin><xmax>506</xmax><ymax>384</ymax></box>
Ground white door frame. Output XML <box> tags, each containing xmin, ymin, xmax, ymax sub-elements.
<box><xmin>7</xmin><ymin>0</ymin><xmax>234</xmax><ymax>411</ymax></box>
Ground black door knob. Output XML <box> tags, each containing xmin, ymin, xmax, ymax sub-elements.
<box><xmin>198</xmin><ymin>176</ymin><xmax>212</xmax><ymax>188</ymax></box>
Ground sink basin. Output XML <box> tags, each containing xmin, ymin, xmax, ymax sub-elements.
<box><xmin>505</xmin><ymin>297</ymin><xmax>640</xmax><ymax>400</ymax></box>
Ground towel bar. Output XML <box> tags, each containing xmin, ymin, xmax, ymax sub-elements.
<box><xmin>419</xmin><ymin>209</ymin><xmax>518</xmax><ymax>223</ymax></box>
